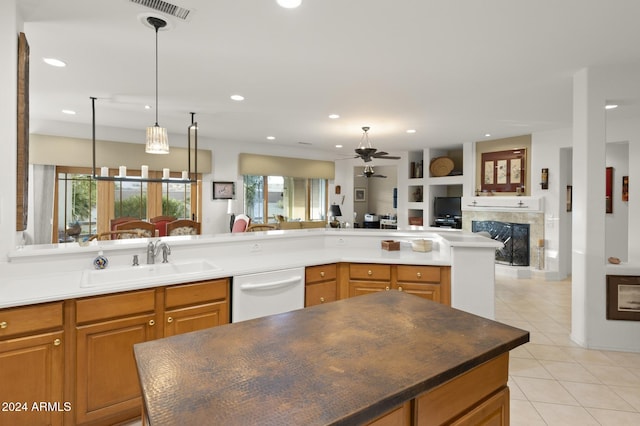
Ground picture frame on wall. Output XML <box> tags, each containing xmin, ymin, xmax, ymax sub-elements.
<box><xmin>607</xmin><ymin>275</ymin><xmax>640</xmax><ymax>321</ymax></box>
<box><xmin>212</xmin><ymin>181</ymin><xmax>235</xmax><ymax>200</ymax></box>
<box><xmin>566</xmin><ymin>185</ymin><xmax>572</xmax><ymax>212</ymax></box>
<box><xmin>606</xmin><ymin>167</ymin><xmax>613</xmax><ymax>213</ymax></box>
<box><xmin>354</xmin><ymin>187</ymin><xmax>366</xmax><ymax>202</ymax></box>
<box><xmin>480</xmin><ymin>148</ymin><xmax>526</xmax><ymax>193</ymax></box>
<box><xmin>622</xmin><ymin>176</ymin><xmax>629</xmax><ymax>201</ymax></box>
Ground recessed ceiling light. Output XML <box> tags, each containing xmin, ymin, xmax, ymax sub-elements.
<box><xmin>484</xmin><ymin>133</ymin><xmax>491</xmax><ymax>137</ymax></box>
<box><xmin>406</xmin><ymin>129</ymin><xmax>416</xmax><ymax>134</ymax></box>
<box><xmin>277</xmin><ymin>0</ymin><xmax>302</xmax><ymax>8</ymax></box>
<box><xmin>43</xmin><ymin>57</ymin><xmax>66</xmax><ymax>67</ymax></box>
<box><xmin>266</xmin><ymin>136</ymin><xmax>276</xmax><ymax>140</ymax></box>
<box><xmin>605</xmin><ymin>104</ymin><xmax>618</xmax><ymax>110</ymax></box>
<box><xmin>144</xmin><ymin>105</ymin><xmax>152</xmax><ymax>110</ymax></box>
<box><xmin>335</xmin><ymin>144</ymin><xmax>343</xmax><ymax>148</ymax></box>
<box><xmin>62</xmin><ymin>109</ymin><xmax>76</xmax><ymax>115</ymax></box>
<box><xmin>328</xmin><ymin>114</ymin><xmax>340</xmax><ymax>119</ymax></box>
<box><xmin>230</xmin><ymin>94</ymin><xmax>245</xmax><ymax>101</ymax></box>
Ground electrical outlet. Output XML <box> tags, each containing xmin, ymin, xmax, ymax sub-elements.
<box><xmin>250</xmin><ymin>243</ymin><xmax>262</xmax><ymax>253</ymax></box>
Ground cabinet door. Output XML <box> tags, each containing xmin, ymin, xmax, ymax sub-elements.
<box><xmin>164</xmin><ymin>301</ymin><xmax>229</xmax><ymax>337</ymax></box>
<box><xmin>305</xmin><ymin>280</ymin><xmax>337</xmax><ymax>306</ymax></box>
<box><xmin>365</xmin><ymin>401</ymin><xmax>411</xmax><ymax>426</ymax></box>
<box><xmin>397</xmin><ymin>282</ymin><xmax>442</xmax><ymax>303</ymax></box>
<box><xmin>348</xmin><ymin>281</ymin><xmax>391</xmax><ymax>298</ymax></box>
<box><xmin>449</xmin><ymin>387</ymin><xmax>509</xmax><ymax>426</ymax></box>
<box><xmin>75</xmin><ymin>313</ymin><xmax>156</xmax><ymax>425</ymax></box>
<box><xmin>0</xmin><ymin>331</ymin><xmax>64</xmax><ymax>426</ymax></box>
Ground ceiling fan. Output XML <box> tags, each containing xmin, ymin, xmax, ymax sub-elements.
<box><xmin>354</xmin><ymin>126</ymin><xmax>401</xmax><ymax>162</ymax></box>
<box><xmin>357</xmin><ymin>165</ymin><xmax>387</xmax><ymax>178</ymax></box>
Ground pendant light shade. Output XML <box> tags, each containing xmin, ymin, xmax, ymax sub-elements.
<box><xmin>145</xmin><ymin>16</ymin><xmax>169</xmax><ymax>154</ymax></box>
<box><xmin>146</xmin><ymin>124</ymin><xmax>169</xmax><ymax>154</ymax></box>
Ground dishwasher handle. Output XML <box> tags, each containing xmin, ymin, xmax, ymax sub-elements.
<box><xmin>238</xmin><ymin>275</ymin><xmax>302</xmax><ymax>291</ymax></box>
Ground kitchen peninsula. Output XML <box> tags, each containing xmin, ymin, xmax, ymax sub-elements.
<box><xmin>134</xmin><ymin>290</ymin><xmax>529</xmax><ymax>426</ymax></box>
<box><xmin>0</xmin><ymin>229</ymin><xmax>502</xmax><ymax>425</ymax></box>
<box><xmin>2</xmin><ymin>229</ymin><xmax>501</xmax><ymax>318</ymax></box>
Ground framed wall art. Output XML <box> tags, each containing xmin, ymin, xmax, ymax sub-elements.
<box><xmin>566</xmin><ymin>185</ymin><xmax>572</xmax><ymax>212</ymax></box>
<box><xmin>622</xmin><ymin>176</ymin><xmax>629</xmax><ymax>202</ymax></box>
<box><xmin>606</xmin><ymin>167</ymin><xmax>613</xmax><ymax>213</ymax></box>
<box><xmin>16</xmin><ymin>32</ymin><xmax>29</xmax><ymax>231</ymax></box>
<box><xmin>480</xmin><ymin>148</ymin><xmax>526</xmax><ymax>193</ymax></box>
<box><xmin>607</xmin><ymin>275</ymin><xmax>640</xmax><ymax>321</ymax></box>
<box><xmin>354</xmin><ymin>187</ymin><xmax>366</xmax><ymax>202</ymax></box>
<box><xmin>212</xmin><ymin>181</ymin><xmax>235</xmax><ymax>200</ymax></box>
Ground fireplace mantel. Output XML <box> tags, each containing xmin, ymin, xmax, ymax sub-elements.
<box><xmin>461</xmin><ymin>196</ymin><xmax>543</xmax><ymax>213</ymax></box>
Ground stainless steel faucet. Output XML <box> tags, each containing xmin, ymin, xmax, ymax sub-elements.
<box><xmin>147</xmin><ymin>240</ymin><xmax>171</xmax><ymax>264</ymax></box>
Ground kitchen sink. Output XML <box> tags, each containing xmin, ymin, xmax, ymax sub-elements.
<box><xmin>80</xmin><ymin>259</ymin><xmax>221</xmax><ymax>288</ymax></box>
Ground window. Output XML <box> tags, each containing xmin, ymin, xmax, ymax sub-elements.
<box><xmin>243</xmin><ymin>175</ymin><xmax>327</xmax><ymax>223</ymax></box>
<box><xmin>54</xmin><ymin>166</ymin><xmax>200</xmax><ymax>242</ymax></box>
<box><xmin>56</xmin><ymin>169</ymin><xmax>97</xmax><ymax>242</ymax></box>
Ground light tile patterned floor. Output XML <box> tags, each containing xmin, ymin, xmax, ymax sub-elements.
<box><xmin>497</xmin><ymin>276</ymin><xmax>640</xmax><ymax>425</ymax></box>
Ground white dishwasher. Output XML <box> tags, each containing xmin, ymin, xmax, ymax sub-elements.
<box><xmin>232</xmin><ymin>267</ymin><xmax>305</xmax><ymax>323</ymax></box>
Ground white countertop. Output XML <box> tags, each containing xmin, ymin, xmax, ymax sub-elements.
<box><xmin>0</xmin><ymin>228</ymin><xmax>502</xmax><ymax>310</ymax></box>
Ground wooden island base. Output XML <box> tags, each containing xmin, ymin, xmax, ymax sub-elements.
<box><xmin>134</xmin><ymin>291</ymin><xmax>528</xmax><ymax>426</ymax></box>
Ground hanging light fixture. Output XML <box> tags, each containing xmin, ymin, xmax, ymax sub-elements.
<box><xmin>145</xmin><ymin>16</ymin><xmax>170</xmax><ymax>154</ymax></box>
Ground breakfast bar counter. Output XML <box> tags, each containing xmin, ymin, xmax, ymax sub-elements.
<box><xmin>134</xmin><ymin>291</ymin><xmax>528</xmax><ymax>425</ymax></box>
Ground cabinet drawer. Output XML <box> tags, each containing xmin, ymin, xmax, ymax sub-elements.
<box><xmin>350</xmin><ymin>264</ymin><xmax>391</xmax><ymax>281</ymax></box>
<box><xmin>306</xmin><ymin>264</ymin><xmax>337</xmax><ymax>284</ymax></box>
<box><xmin>0</xmin><ymin>302</ymin><xmax>63</xmax><ymax>339</ymax></box>
<box><xmin>305</xmin><ymin>281</ymin><xmax>337</xmax><ymax>306</ymax></box>
<box><xmin>397</xmin><ymin>265</ymin><xmax>441</xmax><ymax>283</ymax></box>
<box><xmin>165</xmin><ymin>279</ymin><xmax>229</xmax><ymax>309</ymax></box>
<box><xmin>76</xmin><ymin>289</ymin><xmax>156</xmax><ymax>324</ymax></box>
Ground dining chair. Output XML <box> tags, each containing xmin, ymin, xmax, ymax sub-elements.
<box><xmin>166</xmin><ymin>219</ymin><xmax>201</xmax><ymax>236</ymax></box>
<box><xmin>150</xmin><ymin>215</ymin><xmax>176</xmax><ymax>237</ymax></box>
<box><xmin>115</xmin><ymin>220</ymin><xmax>156</xmax><ymax>238</ymax></box>
<box><xmin>231</xmin><ymin>214</ymin><xmax>251</xmax><ymax>233</ymax></box>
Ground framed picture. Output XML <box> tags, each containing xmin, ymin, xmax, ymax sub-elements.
<box><xmin>566</xmin><ymin>185</ymin><xmax>572</xmax><ymax>212</ymax></box>
<box><xmin>354</xmin><ymin>187</ymin><xmax>366</xmax><ymax>202</ymax></box>
<box><xmin>622</xmin><ymin>176</ymin><xmax>629</xmax><ymax>202</ymax></box>
<box><xmin>480</xmin><ymin>148</ymin><xmax>526</xmax><ymax>193</ymax></box>
<box><xmin>16</xmin><ymin>32</ymin><xmax>29</xmax><ymax>231</ymax></box>
<box><xmin>213</xmin><ymin>181</ymin><xmax>235</xmax><ymax>200</ymax></box>
<box><xmin>607</xmin><ymin>275</ymin><xmax>640</xmax><ymax>321</ymax></box>
<box><xmin>606</xmin><ymin>167</ymin><xmax>613</xmax><ymax>213</ymax></box>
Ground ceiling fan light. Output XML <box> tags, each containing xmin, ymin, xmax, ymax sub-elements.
<box><xmin>145</xmin><ymin>125</ymin><xmax>170</xmax><ymax>154</ymax></box>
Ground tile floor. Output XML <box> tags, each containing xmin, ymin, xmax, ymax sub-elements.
<box><xmin>496</xmin><ymin>275</ymin><xmax>640</xmax><ymax>425</ymax></box>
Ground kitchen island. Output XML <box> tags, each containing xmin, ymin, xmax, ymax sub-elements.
<box><xmin>134</xmin><ymin>290</ymin><xmax>529</xmax><ymax>426</ymax></box>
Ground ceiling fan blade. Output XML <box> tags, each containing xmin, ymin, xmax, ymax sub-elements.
<box><xmin>376</xmin><ymin>155</ymin><xmax>401</xmax><ymax>160</ymax></box>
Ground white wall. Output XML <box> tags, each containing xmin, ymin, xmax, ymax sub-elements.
<box><xmin>605</xmin><ymin>142</ymin><xmax>629</xmax><ymax>261</ymax></box>
<box><xmin>531</xmin><ymin>128</ymin><xmax>572</xmax><ymax>280</ymax></box>
<box><xmin>0</xmin><ymin>0</ymin><xmax>19</xmax><ymax>261</ymax></box>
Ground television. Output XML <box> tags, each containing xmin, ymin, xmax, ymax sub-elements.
<box><xmin>434</xmin><ymin>197</ymin><xmax>461</xmax><ymax>219</ymax></box>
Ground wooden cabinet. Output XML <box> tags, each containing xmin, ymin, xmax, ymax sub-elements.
<box><xmin>163</xmin><ymin>279</ymin><xmax>229</xmax><ymax>336</ymax></box>
<box><xmin>305</xmin><ymin>264</ymin><xmax>337</xmax><ymax>306</ymax></box>
<box><xmin>75</xmin><ymin>290</ymin><xmax>157</xmax><ymax>425</ymax></box>
<box><xmin>73</xmin><ymin>280</ymin><xmax>230</xmax><ymax>425</ymax></box>
<box><xmin>396</xmin><ymin>265</ymin><xmax>451</xmax><ymax>305</ymax></box>
<box><xmin>0</xmin><ymin>302</ymin><xmax>65</xmax><ymax>426</ymax></box>
<box><xmin>345</xmin><ymin>263</ymin><xmax>451</xmax><ymax>305</ymax></box>
<box><xmin>414</xmin><ymin>353</ymin><xmax>509</xmax><ymax>426</ymax></box>
<box><xmin>348</xmin><ymin>263</ymin><xmax>392</xmax><ymax>297</ymax></box>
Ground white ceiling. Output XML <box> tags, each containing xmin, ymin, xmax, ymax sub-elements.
<box><xmin>18</xmin><ymin>0</ymin><xmax>640</xmax><ymax>155</ymax></box>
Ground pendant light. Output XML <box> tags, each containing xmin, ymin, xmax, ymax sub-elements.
<box><xmin>145</xmin><ymin>16</ymin><xmax>169</xmax><ymax>154</ymax></box>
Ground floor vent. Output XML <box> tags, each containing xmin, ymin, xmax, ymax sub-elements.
<box><xmin>130</xmin><ymin>0</ymin><xmax>191</xmax><ymax>20</ymax></box>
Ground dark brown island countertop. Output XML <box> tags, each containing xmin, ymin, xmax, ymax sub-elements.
<box><xmin>134</xmin><ymin>291</ymin><xmax>529</xmax><ymax>426</ymax></box>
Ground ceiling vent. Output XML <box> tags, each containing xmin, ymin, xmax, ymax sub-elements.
<box><xmin>129</xmin><ymin>0</ymin><xmax>191</xmax><ymax>20</ymax></box>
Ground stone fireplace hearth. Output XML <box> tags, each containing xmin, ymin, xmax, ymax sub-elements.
<box><xmin>461</xmin><ymin>196</ymin><xmax>544</xmax><ymax>276</ymax></box>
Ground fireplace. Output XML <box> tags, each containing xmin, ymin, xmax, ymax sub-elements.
<box><xmin>472</xmin><ymin>221</ymin><xmax>530</xmax><ymax>266</ymax></box>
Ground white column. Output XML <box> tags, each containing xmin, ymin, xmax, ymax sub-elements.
<box><xmin>571</xmin><ymin>68</ymin><xmax>607</xmax><ymax>347</ymax></box>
